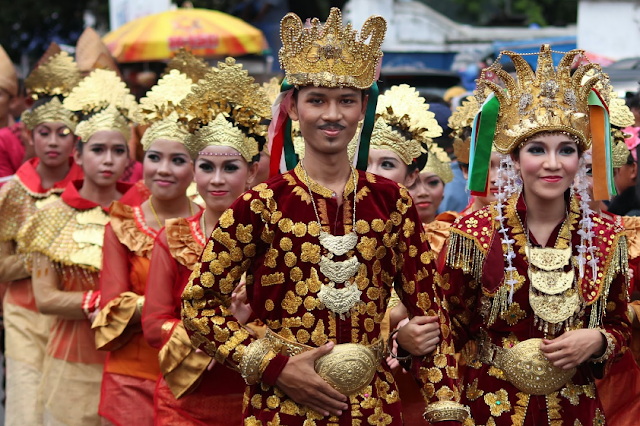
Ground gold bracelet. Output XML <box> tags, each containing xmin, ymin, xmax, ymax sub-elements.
<box><xmin>239</xmin><ymin>338</ymin><xmax>275</xmax><ymax>385</ymax></box>
<box><xmin>589</xmin><ymin>328</ymin><xmax>615</xmax><ymax>364</ymax></box>
<box><xmin>423</xmin><ymin>401</ymin><xmax>470</xmax><ymax>423</ymax></box>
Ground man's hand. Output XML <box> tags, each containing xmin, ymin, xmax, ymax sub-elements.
<box><xmin>540</xmin><ymin>329</ymin><xmax>606</xmax><ymax>369</ymax></box>
<box><xmin>230</xmin><ymin>281</ymin><xmax>252</xmax><ymax>324</ymax></box>
<box><xmin>276</xmin><ymin>342</ymin><xmax>348</xmax><ymax>417</ymax></box>
<box><xmin>396</xmin><ymin>315</ymin><xmax>440</xmax><ymax>356</ymax></box>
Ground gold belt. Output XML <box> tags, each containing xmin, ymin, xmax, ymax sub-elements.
<box><xmin>476</xmin><ymin>330</ymin><xmax>576</xmax><ymax>395</ymax></box>
<box><xmin>265</xmin><ymin>329</ymin><xmax>385</xmax><ymax>395</ymax></box>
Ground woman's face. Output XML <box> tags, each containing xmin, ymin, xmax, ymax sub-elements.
<box><xmin>367</xmin><ymin>149</ymin><xmax>418</xmax><ymax>187</ymax></box>
<box><xmin>409</xmin><ymin>172</ymin><xmax>445</xmax><ymax>224</ymax></box>
<box><xmin>513</xmin><ymin>133</ymin><xmax>580</xmax><ymax>202</ymax></box>
<box><xmin>32</xmin><ymin>122</ymin><xmax>76</xmax><ymax>168</ymax></box>
<box><xmin>194</xmin><ymin>146</ymin><xmax>258</xmax><ymax>213</ymax></box>
<box><xmin>143</xmin><ymin>139</ymin><xmax>194</xmax><ymax>201</ymax></box>
<box><xmin>74</xmin><ymin>130</ymin><xmax>129</xmax><ymax>187</ymax></box>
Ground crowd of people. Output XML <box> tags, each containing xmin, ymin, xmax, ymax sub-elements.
<box><xmin>0</xmin><ymin>6</ymin><xmax>640</xmax><ymax>426</ymax></box>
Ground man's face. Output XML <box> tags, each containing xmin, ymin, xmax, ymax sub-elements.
<box><xmin>614</xmin><ymin>162</ymin><xmax>638</xmax><ymax>194</ymax></box>
<box><xmin>288</xmin><ymin>86</ymin><xmax>366</xmax><ymax>158</ymax></box>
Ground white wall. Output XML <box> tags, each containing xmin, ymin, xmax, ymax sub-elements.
<box><xmin>578</xmin><ymin>0</ymin><xmax>640</xmax><ymax>59</ymax></box>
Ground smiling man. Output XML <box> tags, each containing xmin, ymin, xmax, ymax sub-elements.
<box><xmin>182</xmin><ymin>7</ymin><xmax>468</xmax><ymax>426</ymax></box>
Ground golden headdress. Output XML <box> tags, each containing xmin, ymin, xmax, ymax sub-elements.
<box><xmin>370</xmin><ymin>84</ymin><xmax>442</xmax><ymax>165</ymax></box>
<box><xmin>0</xmin><ymin>44</ymin><xmax>17</xmax><ymax>96</ymax></box>
<box><xmin>476</xmin><ymin>44</ymin><xmax>610</xmax><ymax>154</ymax></box>
<box><xmin>610</xmin><ymin>98</ymin><xmax>635</xmax><ymax>168</ymax></box>
<box><xmin>279</xmin><ymin>7</ymin><xmax>386</xmax><ymax>89</ymax></box>
<box><xmin>449</xmin><ymin>95</ymin><xmax>478</xmax><ymax>164</ymax></box>
<box><xmin>21</xmin><ymin>43</ymin><xmax>82</xmax><ymax>131</ymax></box>
<box><xmin>262</xmin><ymin>77</ymin><xmax>282</xmax><ymax>105</ymax></box>
<box><xmin>63</xmin><ymin>69</ymin><xmax>139</xmax><ymax>142</ymax></box>
<box><xmin>422</xmin><ymin>142</ymin><xmax>453</xmax><ymax>183</ymax></box>
<box><xmin>180</xmin><ymin>57</ymin><xmax>271</xmax><ymax>161</ymax></box>
<box><xmin>139</xmin><ymin>69</ymin><xmax>195</xmax><ymax>154</ymax></box>
<box><xmin>164</xmin><ymin>48</ymin><xmax>209</xmax><ymax>84</ymax></box>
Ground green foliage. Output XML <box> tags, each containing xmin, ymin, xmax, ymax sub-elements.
<box><xmin>448</xmin><ymin>0</ymin><xmax>578</xmax><ymax>26</ymax></box>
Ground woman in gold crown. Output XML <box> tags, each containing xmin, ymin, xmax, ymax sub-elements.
<box><xmin>0</xmin><ymin>43</ymin><xmax>83</xmax><ymax>426</ymax></box>
<box><xmin>92</xmin><ymin>64</ymin><xmax>202</xmax><ymax>426</ymax></box>
<box><xmin>141</xmin><ymin>57</ymin><xmax>263</xmax><ymax>426</ymax></box>
<box><xmin>16</xmin><ymin>68</ymin><xmax>144</xmax><ymax>426</ymax></box>
<box><xmin>419</xmin><ymin>45</ymin><xmax>631</xmax><ymax>425</ymax></box>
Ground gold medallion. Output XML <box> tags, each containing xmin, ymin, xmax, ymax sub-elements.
<box><xmin>314</xmin><ymin>343</ymin><xmax>379</xmax><ymax>395</ymax></box>
<box><xmin>319</xmin><ymin>231</ymin><xmax>358</xmax><ymax>256</ymax></box>
<box><xmin>526</xmin><ymin>246</ymin><xmax>572</xmax><ymax>271</ymax></box>
<box><xmin>529</xmin><ymin>289</ymin><xmax>580</xmax><ymax>324</ymax></box>
<box><xmin>528</xmin><ymin>269</ymin><xmax>574</xmax><ymax>295</ymax></box>
<box><xmin>318</xmin><ymin>282</ymin><xmax>363</xmax><ymax>318</ymax></box>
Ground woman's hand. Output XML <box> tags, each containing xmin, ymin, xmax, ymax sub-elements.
<box><xmin>540</xmin><ymin>329</ymin><xmax>606</xmax><ymax>369</ymax></box>
<box><xmin>230</xmin><ymin>281</ymin><xmax>252</xmax><ymax>324</ymax></box>
<box><xmin>396</xmin><ymin>315</ymin><xmax>441</xmax><ymax>356</ymax></box>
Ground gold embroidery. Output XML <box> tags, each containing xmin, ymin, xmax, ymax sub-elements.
<box><xmin>284</xmin><ymin>252</ymin><xmax>297</xmax><ymax>268</ymax></box>
<box><xmin>236</xmin><ymin>224</ymin><xmax>253</xmax><ymax>243</ymax></box>
<box><xmin>510</xmin><ymin>392</ymin><xmax>529</xmax><ymax>426</ymax></box>
<box><xmin>261</xmin><ymin>272</ymin><xmax>285</xmax><ymax>286</ymax></box>
<box><xmin>265</xmin><ymin>299</ymin><xmax>274</xmax><ymax>311</ymax></box>
<box><xmin>264</xmin><ymin>248</ymin><xmax>278</xmax><ymax>268</ymax></box>
<box><xmin>308</xmin><ymin>222</ymin><xmax>321</xmax><ymax>237</ymax></box>
<box><xmin>593</xmin><ymin>409</ymin><xmax>605</xmax><ymax>426</ymax></box>
<box><xmin>546</xmin><ymin>392</ymin><xmax>562</xmax><ymax>425</ymax></box>
<box><xmin>367</xmin><ymin>404</ymin><xmax>392</xmax><ymax>426</ymax></box>
<box><xmin>290</xmin><ymin>267</ymin><xmax>303</xmax><ymax>282</ymax></box>
<box><xmin>465</xmin><ymin>378</ymin><xmax>483</xmax><ymax>401</ymax></box>
<box><xmin>301</xmin><ymin>242</ymin><xmax>321</xmax><ymax>263</ymax></box>
<box><xmin>293</xmin><ymin>222</ymin><xmax>307</xmax><ymax>237</ymax></box>
<box><xmin>357</xmin><ymin>236</ymin><xmax>377</xmax><ymax>261</ymax></box>
<box><xmin>560</xmin><ymin>381</ymin><xmax>583</xmax><ymax>406</ymax></box>
<box><xmin>250</xmin><ymin>199</ymin><xmax>265</xmax><ymax>214</ymax></box>
<box><xmin>583</xmin><ymin>383</ymin><xmax>596</xmax><ymax>399</ymax></box>
<box><xmin>281</xmin><ymin>291</ymin><xmax>302</xmax><ymax>314</ymax></box>
<box><xmin>484</xmin><ymin>389</ymin><xmax>511</xmax><ymax>417</ymax></box>
<box><xmin>219</xmin><ymin>209</ymin><xmax>234</xmax><ymax>228</ymax></box>
<box><xmin>355</xmin><ymin>220</ymin><xmax>370</xmax><ymax>234</ymax></box>
<box><xmin>311</xmin><ymin>320</ymin><xmax>328</xmax><ymax>346</ymax></box>
<box><xmin>251</xmin><ymin>394</ymin><xmax>262</xmax><ymax>409</ymax></box>
<box><xmin>500</xmin><ymin>302</ymin><xmax>527</xmax><ymax>326</ymax></box>
<box><xmin>280</xmin><ymin>237</ymin><xmax>293</xmax><ymax>251</ymax></box>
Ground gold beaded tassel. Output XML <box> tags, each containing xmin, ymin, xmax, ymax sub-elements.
<box><xmin>446</xmin><ymin>230</ymin><xmax>486</xmax><ymax>282</ymax></box>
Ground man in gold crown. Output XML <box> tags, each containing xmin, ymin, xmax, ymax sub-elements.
<box><xmin>182</xmin><ymin>7</ymin><xmax>469</xmax><ymax>426</ymax></box>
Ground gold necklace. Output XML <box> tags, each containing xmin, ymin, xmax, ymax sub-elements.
<box><xmin>149</xmin><ymin>195</ymin><xmax>195</xmax><ymax>228</ymax></box>
<box><xmin>301</xmin><ymin>161</ymin><xmax>362</xmax><ymax>319</ymax></box>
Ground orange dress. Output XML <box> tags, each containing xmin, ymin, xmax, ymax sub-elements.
<box><xmin>143</xmin><ymin>210</ymin><xmax>244</xmax><ymax>426</ymax></box>
<box><xmin>16</xmin><ymin>181</ymin><xmax>143</xmax><ymax>426</ymax></box>
<box><xmin>93</xmin><ymin>201</ymin><xmax>161</xmax><ymax>426</ymax></box>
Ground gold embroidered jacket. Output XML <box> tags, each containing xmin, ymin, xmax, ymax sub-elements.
<box><xmin>182</xmin><ymin>164</ymin><xmax>460</xmax><ymax>426</ymax></box>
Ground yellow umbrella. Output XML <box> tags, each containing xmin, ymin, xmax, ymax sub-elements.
<box><xmin>103</xmin><ymin>8</ymin><xmax>267</xmax><ymax>62</ymax></box>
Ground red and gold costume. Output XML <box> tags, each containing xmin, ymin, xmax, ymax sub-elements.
<box><xmin>16</xmin><ymin>181</ymin><xmax>143</xmax><ymax>426</ymax></box>
<box><xmin>92</xmin><ymin>52</ymin><xmax>199</xmax><ymax>426</ymax></box>
<box><xmin>143</xmin><ymin>210</ymin><xmax>245</xmax><ymax>425</ymax></box>
<box><xmin>0</xmin><ymin>44</ymin><xmax>83</xmax><ymax>426</ymax></box>
<box><xmin>182</xmin><ymin>164</ymin><xmax>466</xmax><ymax>425</ymax></box>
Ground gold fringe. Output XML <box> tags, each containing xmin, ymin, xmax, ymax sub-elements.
<box><xmin>446</xmin><ymin>230</ymin><xmax>486</xmax><ymax>282</ymax></box>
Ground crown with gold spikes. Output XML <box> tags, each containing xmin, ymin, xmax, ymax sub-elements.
<box><xmin>279</xmin><ymin>7</ymin><xmax>386</xmax><ymax>89</ymax></box>
<box><xmin>63</xmin><ymin>69</ymin><xmax>139</xmax><ymax>142</ymax></box>
<box><xmin>179</xmin><ymin>57</ymin><xmax>271</xmax><ymax>161</ymax></box>
<box><xmin>471</xmin><ymin>44</ymin><xmax>614</xmax><ymax>200</ymax></box>
<box><xmin>476</xmin><ymin>44</ymin><xmax>609</xmax><ymax>154</ymax></box>
<box><xmin>422</xmin><ymin>142</ymin><xmax>453</xmax><ymax>183</ymax></box>
<box><xmin>449</xmin><ymin>95</ymin><xmax>478</xmax><ymax>164</ymax></box>
<box><xmin>21</xmin><ymin>43</ymin><xmax>82</xmax><ymax>131</ymax></box>
<box><xmin>164</xmin><ymin>48</ymin><xmax>209</xmax><ymax>84</ymax></box>
<box><xmin>369</xmin><ymin>84</ymin><xmax>442</xmax><ymax>165</ymax></box>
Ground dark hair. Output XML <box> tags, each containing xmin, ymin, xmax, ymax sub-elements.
<box><xmin>31</xmin><ymin>95</ymin><xmax>63</xmax><ymax>110</ymax></box>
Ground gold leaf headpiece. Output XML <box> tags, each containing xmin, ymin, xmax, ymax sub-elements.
<box><xmin>370</xmin><ymin>85</ymin><xmax>442</xmax><ymax>165</ymax></box>
<box><xmin>612</xmin><ymin>137</ymin><xmax>632</xmax><ymax>169</ymax></box>
<box><xmin>186</xmin><ymin>113</ymin><xmax>259</xmax><ymax>162</ymax></box>
<box><xmin>164</xmin><ymin>48</ymin><xmax>209</xmax><ymax>84</ymax></box>
<box><xmin>422</xmin><ymin>142</ymin><xmax>453</xmax><ymax>183</ymax></box>
<box><xmin>180</xmin><ymin>57</ymin><xmax>271</xmax><ymax>160</ymax></box>
<box><xmin>262</xmin><ymin>77</ymin><xmax>282</xmax><ymax>105</ymax></box>
<box><xmin>64</xmin><ymin>69</ymin><xmax>139</xmax><ymax>142</ymax></box>
<box><xmin>139</xmin><ymin>70</ymin><xmax>195</xmax><ymax>125</ymax></box>
<box><xmin>477</xmin><ymin>44</ymin><xmax>609</xmax><ymax>154</ymax></box>
<box><xmin>25</xmin><ymin>46</ymin><xmax>82</xmax><ymax>99</ymax></box>
<box><xmin>610</xmin><ymin>97</ymin><xmax>635</xmax><ymax>129</ymax></box>
<box><xmin>21</xmin><ymin>97</ymin><xmax>77</xmax><ymax>132</ymax></box>
<box><xmin>279</xmin><ymin>7</ymin><xmax>386</xmax><ymax>89</ymax></box>
<box><xmin>75</xmin><ymin>104</ymin><xmax>131</xmax><ymax>143</ymax></box>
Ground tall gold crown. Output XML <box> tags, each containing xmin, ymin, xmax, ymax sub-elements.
<box><xmin>21</xmin><ymin>43</ymin><xmax>82</xmax><ymax>131</ymax></box>
<box><xmin>477</xmin><ymin>44</ymin><xmax>609</xmax><ymax>154</ymax></box>
<box><xmin>64</xmin><ymin>69</ymin><xmax>139</xmax><ymax>142</ymax></box>
<box><xmin>423</xmin><ymin>142</ymin><xmax>453</xmax><ymax>183</ymax></box>
<box><xmin>180</xmin><ymin>57</ymin><xmax>271</xmax><ymax>161</ymax></box>
<box><xmin>279</xmin><ymin>8</ymin><xmax>386</xmax><ymax>89</ymax></box>
<box><xmin>370</xmin><ymin>85</ymin><xmax>442</xmax><ymax>165</ymax></box>
<box><xmin>164</xmin><ymin>48</ymin><xmax>209</xmax><ymax>84</ymax></box>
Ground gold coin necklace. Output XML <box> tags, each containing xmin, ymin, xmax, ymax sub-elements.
<box><xmin>301</xmin><ymin>162</ymin><xmax>362</xmax><ymax>319</ymax></box>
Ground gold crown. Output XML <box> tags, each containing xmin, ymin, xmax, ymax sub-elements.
<box><xmin>610</xmin><ymin>97</ymin><xmax>635</xmax><ymax>129</ymax></box>
<box><xmin>139</xmin><ymin>70</ymin><xmax>194</xmax><ymax>125</ymax></box>
<box><xmin>279</xmin><ymin>8</ymin><xmax>386</xmax><ymax>89</ymax></box>
<box><xmin>370</xmin><ymin>85</ymin><xmax>441</xmax><ymax>165</ymax></box>
<box><xmin>423</xmin><ymin>142</ymin><xmax>453</xmax><ymax>183</ymax></box>
<box><xmin>25</xmin><ymin>46</ymin><xmax>81</xmax><ymax>99</ymax></box>
<box><xmin>64</xmin><ymin>69</ymin><xmax>139</xmax><ymax>142</ymax></box>
<box><xmin>21</xmin><ymin>97</ymin><xmax>77</xmax><ymax>131</ymax></box>
<box><xmin>186</xmin><ymin>113</ymin><xmax>259</xmax><ymax>162</ymax></box>
<box><xmin>180</xmin><ymin>57</ymin><xmax>272</xmax><ymax>142</ymax></box>
<box><xmin>75</xmin><ymin>104</ymin><xmax>131</xmax><ymax>143</ymax></box>
<box><xmin>477</xmin><ymin>44</ymin><xmax>609</xmax><ymax>154</ymax></box>
<box><xmin>141</xmin><ymin>112</ymin><xmax>192</xmax><ymax>155</ymax></box>
<box><xmin>164</xmin><ymin>48</ymin><xmax>209</xmax><ymax>83</ymax></box>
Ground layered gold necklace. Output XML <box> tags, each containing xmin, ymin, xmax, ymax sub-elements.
<box><xmin>520</xmin><ymin>212</ymin><xmax>583</xmax><ymax>335</ymax></box>
<box><xmin>301</xmin><ymin>162</ymin><xmax>362</xmax><ymax>319</ymax></box>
